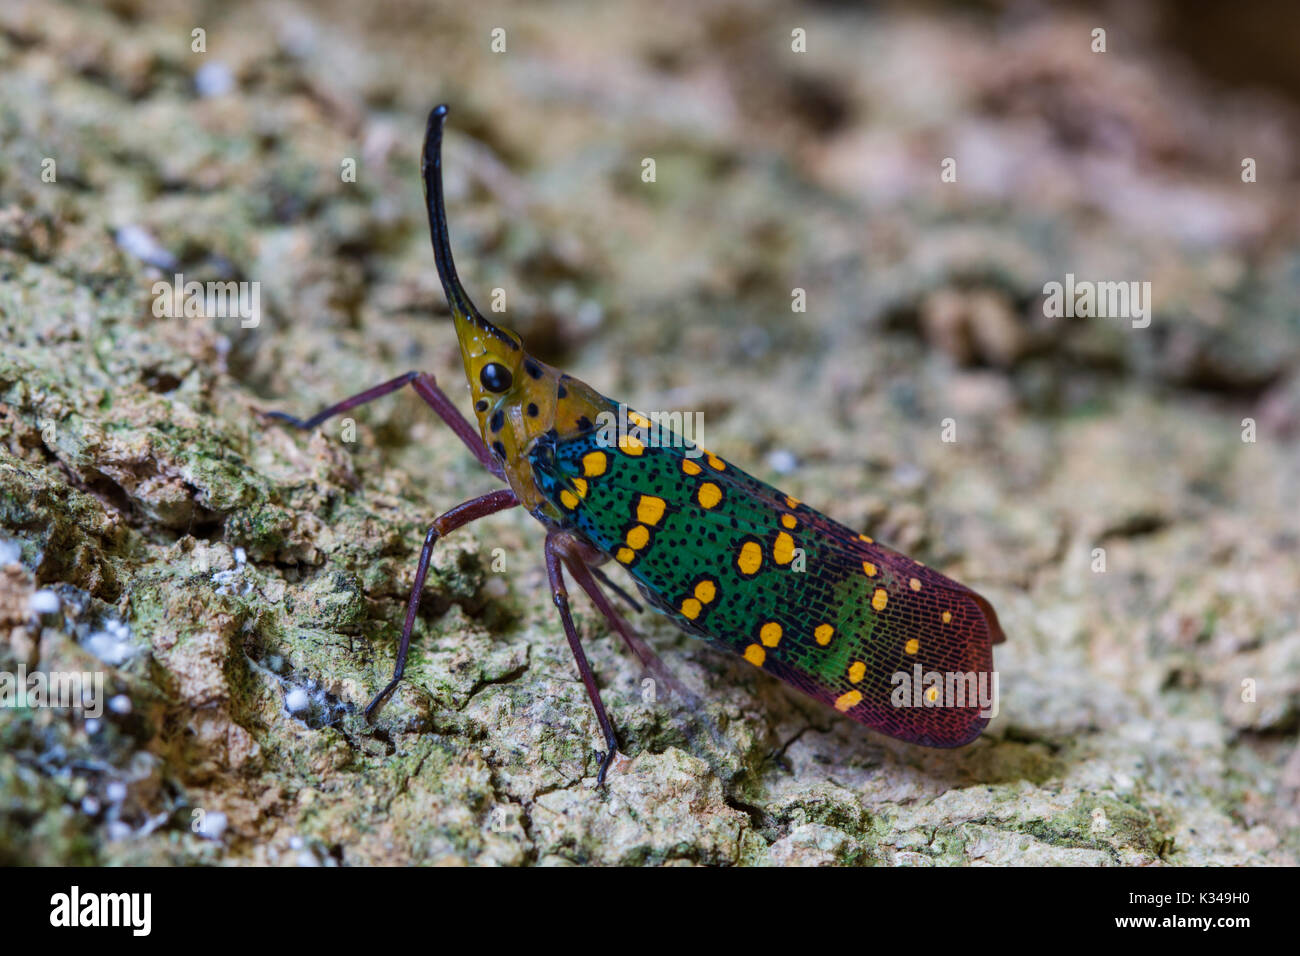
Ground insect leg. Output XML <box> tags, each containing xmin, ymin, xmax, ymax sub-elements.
<box><xmin>265</xmin><ymin>371</ymin><xmax>503</xmax><ymax>479</ymax></box>
<box><xmin>409</xmin><ymin>374</ymin><xmax>503</xmax><ymax>479</ymax></box>
<box><xmin>590</xmin><ymin>566</ymin><xmax>643</xmax><ymax>614</ymax></box>
<box><xmin>364</xmin><ymin>487</ymin><xmax>520</xmax><ymax>719</ymax></box>
<box><xmin>545</xmin><ymin>532</ymin><xmax>621</xmax><ymax>785</ymax></box>
<box><xmin>563</xmin><ymin>558</ymin><xmax>693</xmax><ymax>704</ymax></box>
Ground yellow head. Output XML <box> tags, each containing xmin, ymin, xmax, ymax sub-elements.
<box><xmin>420</xmin><ymin>105</ymin><xmax>603</xmax><ymax>509</ymax></box>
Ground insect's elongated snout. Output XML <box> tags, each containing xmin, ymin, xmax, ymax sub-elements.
<box><xmin>419</xmin><ymin>105</ymin><xmax>519</xmax><ymax>345</ymax></box>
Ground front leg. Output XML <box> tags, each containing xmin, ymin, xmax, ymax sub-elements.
<box><xmin>264</xmin><ymin>370</ymin><xmax>503</xmax><ymax>480</ymax></box>
<box><xmin>365</xmin><ymin>488</ymin><xmax>520</xmax><ymax>719</ymax></box>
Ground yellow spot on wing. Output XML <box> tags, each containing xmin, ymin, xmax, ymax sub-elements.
<box><xmin>925</xmin><ymin>686</ymin><xmax>940</xmax><ymax>704</ymax></box>
<box><xmin>559</xmin><ymin>490</ymin><xmax>579</xmax><ymax>509</ymax></box>
<box><xmin>773</xmin><ymin>531</ymin><xmax>795</xmax><ymax>565</ymax></box>
<box><xmin>636</xmin><ymin>494</ymin><xmax>666</xmax><ymax>525</ymax></box>
<box><xmin>743</xmin><ymin>644</ymin><xmax>765</xmax><ymax>667</ymax></box>
<box><xmin>694</xmin><ymin>580</ymin><xmax>716</xmax><ymax>603</ymax></box>
<box><xmin>835</xmin><ymin>690</ymin><xmax>863</xmax><ymax>712</ymax></box>
<box><xmin>759</xmin><ymin>622</ymin><xmax>782</xmax><ymax>647</ymax></box>
<box><xmin>616</xmin><ymin>547</ymin><xmax>635</xmax><ymax>564</ymax></box>
<box><xmin>781</xmin><ymin>514</ymin><xmax>796</xmax><ymax>530</ymax></box>
<box><xmin>904</xmin><ymin>638</ymin><xmax>919</xmax><ymax>655</ymax></box>
<box><xmin>872</xmin><ymin>587</ymin><xmax>888</xmax><ymax>611</ymax></box>
<box><xmin>697</xmin><ymin>482</ymin><xmax>722</xmax><ymax>509</ymax></box>
<box><xmin>572</xmin><ymin>478</ymin><xmax>588</xmax><ymax>498</ymax></box>
<box><xmin>737</xmin><ymin>540</ymin><xmax>762</xmax><ymax>575</ymax></box>
<box><xmin>582</xmin><ymin>451</ymin><xmax>608</xmax><ymax>477</ymax></box>
<box><xmin>941</xmin><ymin>610</ymin><xmax>952</xmax><ymax>624</ymax></box>
<box><xmin>706</xmin><ymin>452</ymin><xmax>725</xmax><ymax>471</ymax></box>
<box><xmin>863</xmin><ymin>561</ymin><xmax>877</xmax><ymax>577</ymax></box>
<box><xmin>909</xmin><ymin>577</ymin><xmax>921</xmax><ymax>591</ymax></box>
<box><xmin>618</xmin><ymin>433</ymin><xmax>644</xmax><ymax>456</ymax></box>
<box><xmin>629</xmin><ymin>411</ymin><xmax>652</xmax><ymax>429</ymax></box>
<box><xmin>858</xmin><ymin>533</ymin><xmax>874</xmax><ymax>544</ymax></box>
<box><xmin>785</xmin><ymin>495</ymin><xmax>800</xmax><ymax>508</ymax></box>
<box><xmin>681</xmin><ymin>458</ymin><xmax>702</xmax><ymax>476</ymax></box>
<box><xmin>814</xmin><ymin>624</ymin><xmax>834</xmax><ymax>645</ymax></box>
<box><xmin>848</xmin><ymin>661</ymin><xmax>866</xmax><ymax>683</ymax></box>
<box><xmin>680</xmin><ymin>598</ymin><xmax>702</xmax><ymax>620</ymax></box>
<box><xmin>626</xmin><ymin>525</ymin><xmax>650</xmax><ymax>550</ymax></box>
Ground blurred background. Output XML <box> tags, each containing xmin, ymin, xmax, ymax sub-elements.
<box><xmin>0</xmin><ymin>0</ymin><xmax>1296</xmax><ymax>865</ymax></box>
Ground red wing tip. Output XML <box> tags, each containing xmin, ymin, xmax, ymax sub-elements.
<box><xmin>971</xmin><ymin>591</ymin><xmax>1007</xmax><ymax>645</ymax></box>
<box><xmin>916</xmin><ymin>718</ymin><xmax>990</xmax><ymax>748</ymax></box>
<box><xmin>872</xmin><ymin>711</ymin><xmax>990</xmax><ymax>749</ymax></box>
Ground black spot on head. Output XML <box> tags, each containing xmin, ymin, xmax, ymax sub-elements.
<box><xmin>475</xmin><ymin>399</ymin><xmax>488</xmax><ymax>413</ymax></box>
<box><xmin>524</xmin><ymin>358</ymin><xmax>543</xmax><ymax>380</ymax></box>
<box><xmin>492</xmin><ymin>441</ymin><xmax>507</xmax><ymax>459</ymax></box>
<box><xmin>490</xmin><ymin>409</ymin><xmax>504</xmax><ymax>433</ymax></box>
<box><xmin>576</xmin><ymin>416</ymin><xmax>593</xmax><ymax>432</ymax></box>
<box><xmin>526</xmin><ymin>403</ymin><xmax>539</xmax><ymax>417</ymax></box>
<box><xmin>557</xmin><ymin>383</ymin><xmax>568</xmax><ymax>399</ymax></box>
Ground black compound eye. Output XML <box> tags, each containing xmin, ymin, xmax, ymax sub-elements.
<box><xmin>479</xmin><ymin>362</ymin><xmax>513</xmax><ymax>393</ymax></box>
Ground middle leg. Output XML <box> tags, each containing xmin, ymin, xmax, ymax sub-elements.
<box><xmin>563</xmin><ymin>558</ymin><xmax>692</xmax><ymax>704</ymax></box>
<box><xmin>545</xmin><ymin>531</ymin><xmax>621</xmax><ymax>785</ymax></box>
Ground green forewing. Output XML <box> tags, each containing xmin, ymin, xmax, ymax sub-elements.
<box><xmin>529</xmin><ymin>411</ymin><xmax>1004</xmax><ymax>747</ymax></box>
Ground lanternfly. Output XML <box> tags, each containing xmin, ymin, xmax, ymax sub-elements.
<box><xmin>268</xmin><ymin>105</ymin><xmax>1006</xmax><ymax>783</ymax></box>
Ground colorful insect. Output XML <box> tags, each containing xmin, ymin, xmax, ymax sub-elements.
<box><xmin>268</xmin><ymin>105</ymin><xmax>1005</xmax><ymax>783</ymax></box>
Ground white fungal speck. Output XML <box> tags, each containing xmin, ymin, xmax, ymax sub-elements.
<box><xmin>106</xmin><ymin>781</ymin><xmax>128</xmax><ymax>803</ymax></box>
<box><xmin>29</xmin><ymin>589</ymin><xmax>60</xmax><ymax>614</ymax></box>
<box><xmin>211</xmin><ymin>565</ymin><xmax>243</xmax><ymax>595</ymax></box>
<box><xmin>84</xmin><ymin>630</ymin><xmax>133</xmax><ymax>666</ymax></box>
<box><xmin>114</xmin><ymin>224</ymin><xmax>177</xmax><ymax>269</ymax></box>
<box><xmin>106</xmin><ymin>821</ymin><xmax>132</xmax><ymax>842</ymax></box>
<box><xmin>767</xmin><ymin>449</ymin><xmax>798</xmax><ymax>475</ymax></box>
<box><xmin>285</xmin><ymin>687</ymin><xmax>310</xmax><ymax>713</ymax></box>
<box><xmin>197</xmin><ymin>811</ymin><xmax>227</xmax><ymax>840</ymax></box>
<box><xmin>194</xmin><ymin>61</ymin><xmax>235</xmax><ymax>97</ymax></box>
<box><xmin>0</xmin><ymin>538</ymin><xmax>21</xmax><ymax>565</ymax></box>
<box><xmin>81</xmin><ymin>797</ymin><xmax>101</xmax><ymax>816</ymax></box>
<box><xmin>84</xmin><ymin>718</ymin><xmax>101</xmax><ymax>735</ymax></box>
<box><xmin>109</xmin><ymin>694</ymin><xmax>132</xmax><ymax>715</ymax></box>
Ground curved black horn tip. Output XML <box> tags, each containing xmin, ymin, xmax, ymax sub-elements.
<box><xmin>422</xmin><ymin>105</ymin><xmax>450</xmax><ymax>177</ymax></box>
<box><xmin>427</xmin><ymin>104</ymin><xmax>449</xmax><ymax>135</ymax></box>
